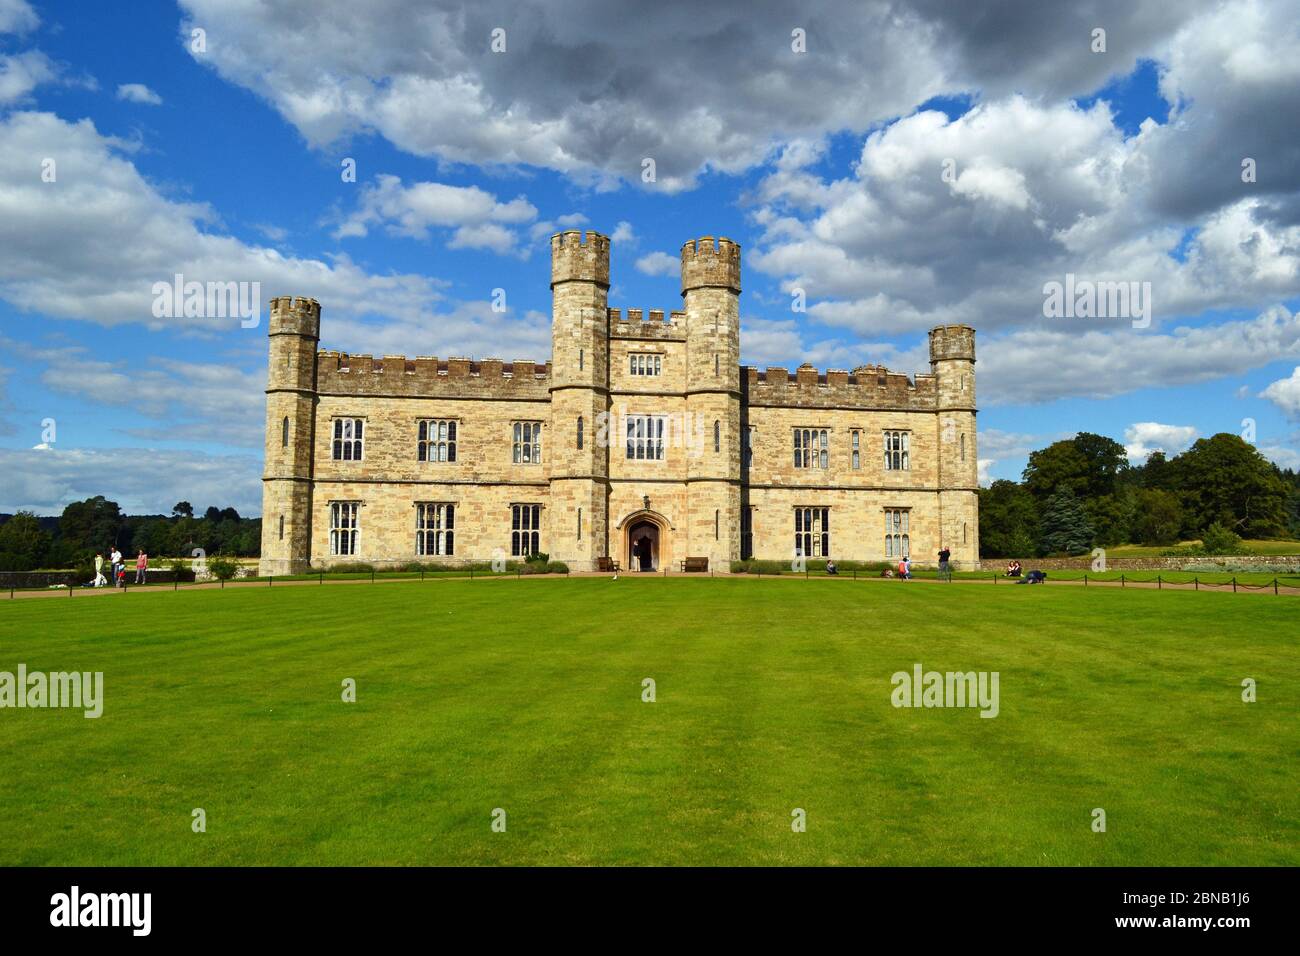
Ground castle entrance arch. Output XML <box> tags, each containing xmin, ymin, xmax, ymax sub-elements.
<box><xmin>617</xmin><ymin>509</ymin><xmax>671</xmax><ymax>572</ymax></box>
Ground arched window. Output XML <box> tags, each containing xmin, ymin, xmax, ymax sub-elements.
<box><xmin>281</xmin><ymin>416</ymin><xmax>289</xmax><ymax>447</ymax></box>
<box><xmin>714</xmin><ymin>420</ymin><xmax>721</xmax><ymax>453</ymax></box>
<box><xmin>963</xmin><ymin>522</ymin><xmax>968</xmax><ymax>544</ymax></box>
<box><xmin>278</xmin><ymin>515</ymin><xmax>284</xmax><ymax>540</ymax></box>
<box><xmin>577</xmin><ymin>416</ymin><xmax>584</xmax><ymax>450</ymax></box>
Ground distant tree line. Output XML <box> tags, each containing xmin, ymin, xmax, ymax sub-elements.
<box><xmin>978</xmin><ymin>432</ymin><xmax>1300</xmax><ymax>558</ymax></box>
<box><xmin>0</xmin><ymin>498</ymin><xmax>260</xmax><ymax>572</ymax></box>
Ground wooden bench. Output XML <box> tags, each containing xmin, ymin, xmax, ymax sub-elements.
<box><xmin>679</xmin><ymin>557</ymin><xmax>709</xmax><ymax>573</ymax></box>
<box><xmin>595</xmin><ymin>556</ymin><xmax>621</xmax><ymax>573</ymax></box>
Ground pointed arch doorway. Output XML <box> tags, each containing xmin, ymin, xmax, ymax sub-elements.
<box><xmin>617</xmin><ymin>509</ymin><xmax>672</xmax><ymax>573</ymax></box>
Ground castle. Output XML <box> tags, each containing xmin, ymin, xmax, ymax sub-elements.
<box><xmin>259</xmin><ymin>231</ymin><xmax>978</xmax><ymax>575</ymax></box>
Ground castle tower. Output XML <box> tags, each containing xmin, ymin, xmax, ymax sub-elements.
<box><xmin>548</xmin><ymin>230</ymin><xmax>611</xmax><ymax>570</ymax></box>
<box><xmin>259</xmin><ymin>296</ymin><xmax>320</xmax><ymax>576</ymax></box>
<box><xmin>929</xmin><ymin>325</ymin><xmax>979</xmax><ymax>564</ymax></box>
<box><xmin>682</xmin><ymin>237</ymin><xmax>742</xmax><ymax>570</ymax></box>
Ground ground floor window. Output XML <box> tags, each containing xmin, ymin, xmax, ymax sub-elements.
<box><xmin>416</xmin><ymin>502</ymin><xmax>454</xmax><ymax>556</ymax></box>
<box><xmin>330</xmin><ymin>501</ymin><xmax>359</xmax><ymax>555</ymax></box>
<box><xmin>512</xmin><ymin>503</ymin><xmax>541</xmax><ymax>556</ymax></box>
<box><xmin>740</xmin><ymin>507</ymin><xmax>753</xmax><ymax>559</ymax></box>
<box><xmin>795</xmin><ymin>506</ymin><xmax>829</xmax><ymax>558</ymax></box>
<box><xmin>885</xmin><ymin>508</ymin><xmax>910</xmax><ymax>558</ymax></box>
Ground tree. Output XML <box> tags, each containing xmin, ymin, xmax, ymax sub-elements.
<box><xmin>1140</xmin><ymin>450</ymin><xmax>1172</xmax><ymax>490</ymax></box>
<box><xmin>172</xmin><ymin>501</ymin><xmax>193</xmax><ymax>518</ymax></box>
<box><xmin>203</xmin><ymin>506</ymin><xmax>223</xmax><ymax>523</ymax></box>
<box><xmin>1023</xmin><ymin>432</ymin><xmax>1128</xmax><ymax>502</ymax></box>
<box><xmin>1130</xmin><ymin>488</ymin><xmax>1184</xmax><ymax>546</ymax></box>
<box><xmin>1166</xmin><ymin>434</ymin><xmax>1289</xmax><ymax>538</ymax></box>
<box><xmin>0</xmin><ymin>511</ymin><xmax>52</xmax><ymax>571</ymax></box>
<box><xmin>58</xmin><ymin>496</ymin><xmax>124</xmax><ymax>555</ymax></box>
<box><xmin>977</xmin><ymin>480</ymin><xmax>1039</xmax><ymax>558</ymax></box>
<box><xmin>1038</xmin><ymin>489</ymin><xmax>1094</xmax><ymax>555</ymax></box>
<box><xmin>1085</xmin><ymin>490</ymin><xmax>1135</xmax><ymax>548</ymax></box>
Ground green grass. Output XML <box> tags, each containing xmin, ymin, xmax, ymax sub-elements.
<box><xmin>1106</xmin><ymin>539</ymin><xmax>1300</xmax><ymax>558</ymax></box>
<box><xmin>1</xmin><ymin>578</ymin><xmax>1295</xmax><ymax>866</ymax></box>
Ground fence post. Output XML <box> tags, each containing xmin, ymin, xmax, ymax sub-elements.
<box><xmin>421</xmin><ymin>569</ymin><xmax>425</xmax><ymax>582</ymax></box>
<box><xmin>1194</xmin><ymin>577</ymin><xmax>1198</xmax><ymax>591</ymax></box>
<box><xmin>1232</xmin><ymin>577</ymin><xmax>1237</xmax><ymax>593</ymax></box>
<box><xmin>174</xmin><ymin>576</ymin><xmax>178</xmax><ymax>591</ymax></box>
<box><xmin>1158</xmin><ymin>575</ymin><xmax>1162</xmax><ymax>589</ymax></box>
<box><xmin>269</xmin><ymin>576</ymin><xmax>273</xmax><ymax>587</ymax></box>
<box><xmin>1274</xmin><ymin>578</ymin><xmax>1279</xmax><ymax>595</ymax></box>
<box><xmin>1121</xmin><ymin>574</ymin><xmax>1125</xmax><ymax>588</ymax></box>
<box><xmin>371</xmin><ymin>569</ymin><xmax>375</xmax><ymax>584</ymax></box>
<box><xmin>1084</xmin><ymin>574</ymin><xmax>1087</xmax><ymax>586</ymax></box>
<box><xmin>220</xmin><ymin>578</ymin><xmax>224</xmax><ymax>589</ymax></box>
<box><xmin>319</xmin><ymin>572</ymin><xmax>323</xmax><ymax>585</ymax></box>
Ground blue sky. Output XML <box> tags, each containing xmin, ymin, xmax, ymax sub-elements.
<box><xmin>1</xmin><ymin>0</ymin><xmax>1298</xmax><ymax>515</ymax></box>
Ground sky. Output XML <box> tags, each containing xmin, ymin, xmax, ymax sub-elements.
<box><xmin>1</xmin><ymin>0</ymin><xmax>1298</xmax><ymax>516</ymax></box>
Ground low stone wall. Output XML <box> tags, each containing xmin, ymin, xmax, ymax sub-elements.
<box><xmin>976</xmin><ymin>555</ymin><xmax>1300</xmax><ymax>572</ymax></box>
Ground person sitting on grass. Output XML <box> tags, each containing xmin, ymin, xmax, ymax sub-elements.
<box><xmin>880</xmin><ymin>567</ymin><xmax>894</xmax><ymax>578</ymax></box>
<box><xmin>1006</xmin><ymin>560</ymin><xmax>1022</xmax><ymax>577</ymax></box>
<box><xmin>1016</xmin><ymin>569</ymin><xmax>1047</xmax><ymax>585</ymax></box>
<box><xmin>826</xmin><ymin>559</ymin><xmax>838</xmax><ymax>575</ymax></box>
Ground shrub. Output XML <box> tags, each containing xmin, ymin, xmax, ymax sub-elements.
<box><xmin>206</xmin><ymin>555</ymin><xmax>240</xmax><ymax>581</ymax></box>
<box><xmin>525</xmin><ymin>551</ymin><xmax>550</xmax><ymax>565</ymax></box>
<box><xmin>329</xmin><ymin>562</ymin><xmax>376</xmax><ymax>574</ymax></box>
<box><xmin>1200</xmin><ymin>523</ymin><xmax>1246</xmax><ymax>555</ymax></box>
<box><xmin>546</xmin><ymin>561</ymin><xmax>569</xmax><ymax>574</ymax></box>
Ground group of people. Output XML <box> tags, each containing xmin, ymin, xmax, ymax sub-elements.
<box><xmin>825</xmin><ymin>546</ymin><xmax>953</xmax><ymax>580</ymax></box>
<box><xmin>91</xmin><ymin>548</ymin><xmax>148</xmax><ymax>588</ymax></box>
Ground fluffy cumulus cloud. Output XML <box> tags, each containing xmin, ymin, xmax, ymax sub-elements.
<box><xmin>0</xmin><ymin>49</ymin><xmax>55</xmax><ymax>104</ymax></box>
<box><xmin>1123</xmin><ymin>422</ymin><xmax>1199</xmax><ymax>463</ymax></box>
<box><xmin>335</xmin><ymin>174</ymin><xmax>537</xmax><ymax>255</ymax></box>
<box><xmin>0</xmin><ymin>111</ymin><xmax>455</xmax><ymax>334</ymax></box>
<box><xmin>176</xmin><ymin>0</ymin><xmax>1222</xmax><ymax>192</ymax></box>
<box><xmin>115</xmin><ymin>83</ymin><xmax>163</xmax><ymax>105</ymax></box>
<box><xmin>1260</xmin><ymin>367</ymin><xmax>1300</xmax><ymax>421</ymax></box>
<box><xmin>635</xmin><ymin>251</ymin><xmax>678</xmax><ymax>278</ymax></box>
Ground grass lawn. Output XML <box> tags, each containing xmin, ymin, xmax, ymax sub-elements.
<box><xmin>1</xmin><ymin>578</ymin><xmax>1295</xmax><ymax>866</ymax></box>
<box><xmin>1106</xmin><ymin>540</ymin><xmax>1300</xmax><ymax>558</ymax></box>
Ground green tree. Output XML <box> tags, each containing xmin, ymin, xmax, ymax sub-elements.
<box><xmin>0</xmin><ymin>511</ymin><xmax>52</xmax><ymax>571</ymax></box>
<box><xmin>977</xmin><ymin>480</ymin><xmax>1039</xmax><ymax>558</ymax></box>
<box><xmin>1130</xmin><ymin>488</ymin><xmax>1184</xmax><ymax>546</ymax></box>
<box><xmin>1085</xmin><ymin>490</ymin><xmax>1135</xmax><ymax>547</ymax></box>
<box><xmin>172</xmin><ymin>501</ymin><xmax>193</xmax><ymax>518</ymax></box>
<box><xmin>58</xmin><ymin>496</ymin><xmax>124</xmax><ymax>556</ymax></box>
<box><xmin>1166</xmin><ymin>434</ymin><xmax>1289</xmax><ymax>537</ymax></box>
<box><xmin>1023</xmin><ymin>432</ymin><xmax>1128</xmax><ymax>502</ymax></box>
<box><xmin>1038</xmin><ymin>489</ymin><xmax>1094</xmax><ymax>555</ymax></box>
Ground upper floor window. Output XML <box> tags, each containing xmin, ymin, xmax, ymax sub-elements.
<box><xmin>960</xmin><ymin>432</ymin><xmax>966</xmax><ymax>461</ymax></box>
<box><xmin>577</xmin><ymin>416</ymin><xmax>584</xmax><ymax>450</ymax></box>
<box><xmin>629</xmin><ymin>353</ymin><xmax>661</xmax><ymax>376</ymax></box>
<box><xmin>281</xmin><ymin>416</ymin><xmax>289</xmax><ymax>448</ymax></box>
<box><xmin>626</xmin><ymin>415</ymin><xmax>665</xmax><ymax>460</ymax></box>
<box><xmin>714</xmin><ymin>420</ymin><xmax>721</xmax><ymax>453</ymax></box>
<box><xmin>794</xmin><ymin>428</ymin><xmax>828</xmax><ymax>469</ymax></box>
<box><xmin>512</xmin><ymin>421</ymin><xmax>542</xmax><ymax>464</ymax></box>
<box><xmin>795</xmin><ymin>506</ymin><xmax>829</xmax><ymax>558</ymax></box>
<box><xmin>418</xmin><ymin>419</ymin><xmax>457</xmax><ymax>462</ymax></box>
<box><xmin>851</xmin><ymin>430</ymin><xmax>861</xmax><ymax>469</ymax></box>
<box><xmin>511</xmin><ymin>503</ymin><xmax>541</xmax><ymax>557</ymax></box>
<box><xmin>416</xmin><ymin>502</ymin><xmax>454</xmax><ymax>556</ymax></box>
<box><xmin>884</xmin><ymin>430</ymin><xmax>910</xmax><ymax>471</ymax></box>
<box><xmin>332</xmin><ymin>418</ymin><xmax>363</xmax><ymax>461</ymax></box>
<box><xmin>330</xmin><ymin>501</ymin><xmax>359</xmax><ymax>555</ymax></box>
<box><xmin>885</xmin><ymin>508</ymin><xmax>910</xmax><ymax>558</ymax></box>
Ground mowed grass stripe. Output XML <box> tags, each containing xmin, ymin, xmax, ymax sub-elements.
<box><xmin>0</xmin><ymin>579</ymin><xmax>1295</xmax><ymax>865</ymax></box>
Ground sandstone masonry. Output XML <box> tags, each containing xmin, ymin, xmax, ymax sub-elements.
<box><xmin>259</xmin><ymin>231</ymin><xmax>979</xmax><ymax>574</ymax></box>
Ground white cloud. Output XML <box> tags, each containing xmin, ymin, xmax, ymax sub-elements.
<box><xmin>0</xmin><ymin>50</ymin><xmax>55</xmax><ymax>104</ymax></box>
<box><xmin>116</xmin><ymin>83</ymin><xmax>163</xmax><ymax>105</ymax></box>
<box><xmin>1123</xmin><ymin>422</ymin><xmax>1199</xmax><ymax>462</ymax></box>
<box><xmin>635</xmin><ymin>251</ymin><xmax>678</xmax><ymax>278</ymax></box>
<box><xmin>0</xmin><ymin>111</ymin><xmax>448</xmax><ymax>331</ymax></box>
<box><xmin>334</xmin><ymin>174</ymin><xmax>537</xmax><ymax>255</ymax></box>
<box><xmin>0</xmin><ymin>0</ymin><xmax>38</xmax><ymax>34</ymax></box>
<box><xmin>611</xmin><ymin>221</ymin><xmax>636</xmax><ymax>245</ymax></box>
<box><xmin>974</xmin><ymin>428</ymin><xmax>1045</xmax><ymax>486</ymax></box>
<box><xmin>0</xmin><ymin>446</ymin><xmax>261</xmax><ymax>515</ymax></box>
<box><xmin>1260</xmin><ymin>366</ymin><xmax>1300</xmax><ymax>420</ymax></box>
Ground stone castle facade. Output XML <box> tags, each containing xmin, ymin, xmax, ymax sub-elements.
<box><xmin>259</xmin><ymin>231</ymin><xmax>978</xmax><ymax>574</ymax></box>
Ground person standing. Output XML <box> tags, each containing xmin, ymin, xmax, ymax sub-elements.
<box><xmin>111</xmin><ymin>546</ymin><xmax>123</xmax><ymax>587</ymax></box>
<box><xmin>937</xmin><ymin>546</ymin><xmax>951</xmax><ymax>582</ymax></box>
<box><xmin>93</xmin><ymin>552</ymin><xmax>106</xmax><ymax>587</ymax></box>
<box><xmin>136</xmin><ymin>549</ymin><xmax>148</xmax><ymax>585</ymax></box>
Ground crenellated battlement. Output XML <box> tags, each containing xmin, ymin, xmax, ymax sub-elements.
<box><xmin>928</xmin><ymin>324</ymin><xmax>976</xmax><ymax>363</ymax></box>
<box><xmin>550</xmin><ymin>230</ymin><xmax>610</xmax><ymax>287</ymax></box>
<box><xmin>316</xmin><ymin>351</ymin><xmax>552</xmax><ymax>399</ymax></box>
<box><xmin>268</xmin><ymin>295</ymin><xmax>320</xmax><ymax>337</ymax></box>
<box><xmin>607</xmin><ymin>307</ymin><xmax>687</xmax><ymax>341</ymax></box>
<box><xmin>742</xmin><ymin>362</ymin><xmax>939</xmax><ymax>410</ymax></box>
<box><xmin>681</xmin><ymin>236</ymin><xmax>741</xmax><ymax>292</ymax></box>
